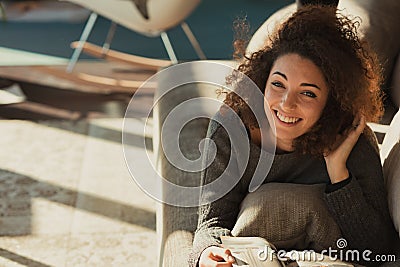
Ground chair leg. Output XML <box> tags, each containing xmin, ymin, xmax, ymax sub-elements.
<box><xmin>181</xmin><ymin>22</ymin><xmax>206</xmax><ymax>60</ymax></box>
<box><xmin>160</xmin><ymin>32</ymin><xmax>178</xmax><ymax>64</ymax></box>
<box><xmin>66</xmin><ymin>12</ymin><xmax>98</xmax><ymax>73</ymax></box>
<box><xmin>0</xmin><ymin>2</ymin><xmax>7</xmax><ymax>21</ymax></box>
<box><xmin>102</xmin><ymin>21</ymin><xmax>117</xmax><ymax>55</ymax></box>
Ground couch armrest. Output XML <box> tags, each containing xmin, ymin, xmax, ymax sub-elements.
<box><xmin>380</xmin><ymin>109</ymin><xmax>400</xmax><ymax>238</ymax></box>
<box><xmin>153</xmin><ymin>67</ymin><xmax>228</xmax><ymax>266</ymax></box>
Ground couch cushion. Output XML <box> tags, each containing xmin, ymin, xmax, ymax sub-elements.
<box><xmin>231</xmin><ymin>182</ymin><xmax>341</xmax><ymax>251</ymax></box>
<box><xmin>383</xmin><ymin>142</ymin><xmax>400</xmax><ymax>237</ymax></box>
<box><xmin>246</xmin><ymin>3</ymin><xmax>296</xmax><ymax>55</ymax></box>
<box><xmin>391</xmin><ymin>53</ymin><xmax>400</xmax><ymax>113</ymax></box>
<box><xmin>154</xmin><ymin>82</ymin><xmax>218</xmax><ymax>267</ymax></box>
<box><xmin>353</xmin><ymin>1</ymin><xmax>400</xmax><ymax>103</ymax></box>
<box><xmin>382</xmin><ymin>110</ymin><xmax>400</xmax><ymax>237</ymax></box>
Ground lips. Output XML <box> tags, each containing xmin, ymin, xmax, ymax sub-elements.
<box><xmin>274</xmin><ymin>110</ymin><xmax>301</xmax><ymax>124</ymax></box>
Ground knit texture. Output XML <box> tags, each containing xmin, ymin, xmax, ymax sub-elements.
<box><xmin>189</xmin><ymin>113</ymin><xmax>399</xmax><ymax>267</ymax></box>
<box><xmin>232</xmin><ymin>183</ymin><xmax>342</xmax><ymax>251</ymax></box>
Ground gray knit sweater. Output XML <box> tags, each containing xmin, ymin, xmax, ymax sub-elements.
<box><xmin>189</xmin><ymin>113</ymin><xmax>398</xmax><ymax>266</ymax></box>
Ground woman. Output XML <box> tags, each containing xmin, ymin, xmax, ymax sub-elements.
<box><xmin>190</xmin><ymin>5</ymin><xmax>398</xmax><ymax>267</ymax></box>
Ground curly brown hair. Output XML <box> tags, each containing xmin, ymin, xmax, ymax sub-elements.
<box><xmin>224</xmin><ymin>5</ymin><xmax>383</xmax><ymax>155</ymax></box>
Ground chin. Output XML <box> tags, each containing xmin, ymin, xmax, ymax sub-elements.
<box><xmin>274</xmin><ymin>129</ymin><xmax>301</xmax><ymax>141</ymax></box>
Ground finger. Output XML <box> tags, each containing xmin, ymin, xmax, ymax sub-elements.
<box><xmin>351</xmin><ymin>114</ymin><xmax>366</xmax><ymax>133</ymax></box>
<box><xmin>216</xmin><ymin>251</ymin><xmax>235</xmax><ymax>267</ymax></box>
<box><xmin>348</xmin><ymin>115</ymin><xmax>366</xmax><ymax>140</ymax></box>
<box><xmin>356</xmin><ymin>114</ymin><xmax>366</xmax><ymax>134</ymax></box>
<box><xmin>209</xmin><ymin>253</ymin><xmax>224</xmax><ymax>262</ymax></box>
<box><xmin>340</xmin><ymin>116</ymin><xmax>365</xmax><ymax>152</ymax></box>
<box><xmin>216</xmin><ymin>262</ymin><xmax>234</xmax><ymax>267</ymax></box>
<box><xmin>220</xmin><ymin>249</ymin><xmax>235</xmax><ymax>263</ymax></box>
<box><xmin>210</xmin><ymin>248</ymin><xmax>235</xmax><ymax>263</ymax></box>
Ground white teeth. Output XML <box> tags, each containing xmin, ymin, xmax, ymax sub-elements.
<box><xmin>276</xmin><ymin>111</ymin><xmax>300</xmax><ymax>124</ymax></box>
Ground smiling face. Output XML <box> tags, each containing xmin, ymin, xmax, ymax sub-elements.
<box><xmin>264</xmin><ymin>53</ymin><xmax>329</xmax><ymax>152</ymax></box>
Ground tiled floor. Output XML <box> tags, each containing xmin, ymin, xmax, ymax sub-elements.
<box><xmin>0</xmin><ymin>85</ymin><xmax>157</xmax><ymax>266</ymax></box>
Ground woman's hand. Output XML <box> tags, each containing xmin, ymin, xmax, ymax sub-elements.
<box><xmin>199</xmin><ymin>246</ymin><xmax>235</xmax><ymax>267</ymax></box>
<box><xmin>324</xmin><ymin>115</ymin><xmax>366</xmax><ymax>184</ymax></box>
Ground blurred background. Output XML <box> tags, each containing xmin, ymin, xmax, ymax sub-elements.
<box><xmin>0</xmin><ymin>0</ymin><xmax>292</xmax><ymax>60</ymax></box>
<box><xmin>0</xmin><ymin>1</ymin><xmax>292</xmax><ymax>267</ymax></box>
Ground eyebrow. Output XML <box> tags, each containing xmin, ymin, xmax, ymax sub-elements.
<box><xmin>300</xmin><ymin>83</ymin><xmax>321</xmax><ymax>90</ymax></box>
<box><xmin>272</xmin><ymin>71</ymin><xmax>321</xmax><ymax>90</ymax></box>
<box><xmin>273</xmin><ymin>71</ymin><xmax>287</xmax><ymax>80</ymax></box>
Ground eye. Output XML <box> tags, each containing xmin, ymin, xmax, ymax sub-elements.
<box><xmin>271</xmin><ymin>81</ymin><xmax>285</xmax><ymax>88</ymax></box>
<box><xmin>301</xmin><ymin>91</ymin><xmax>317</xmax><ymax>98</ymax></box>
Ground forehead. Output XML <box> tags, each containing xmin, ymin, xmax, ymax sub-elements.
<box><xmin>270</xmin><ymin>54</ymin><xmax>327</xmax><ymax>84</ymax></box>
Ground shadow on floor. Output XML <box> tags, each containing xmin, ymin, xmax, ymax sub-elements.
<box><xmin>0</xmin><ymin>248</ymin><xmax>52</xmax><ymax>267</ymax></box>
<box><xmin>0</xmin><ymin>168</ymin><xmax>156</xmax><ymax>237</ymax></box>
<box><xmin>0</xmin><ymin>80</ymin><xmax>154</xmax><ymax>150</ymax></box>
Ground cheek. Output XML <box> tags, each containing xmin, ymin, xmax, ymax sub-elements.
<box><xmin>306</xmin><ymin>102</ymin><xmax>325</xmax><ymax>122</ymax></box>
<box><xmin>316</xmin><ymin>95</ymin><xmax>328</xmax><ymax>116</ymax></box>
<box><xmin>263</xmin><ymin>87</ymin><xmax>270</xmax><ymax>104</ymax></box>
<box><xmin>263</xmin><ymin>87</ymin><xmax>277</xmax><ymax>103</ymax></box>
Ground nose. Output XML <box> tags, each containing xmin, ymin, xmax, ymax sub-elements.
<box><xmin>280</xmin><ymin>91</ymin><xmax>297</xmax><ymax>110</ymax></box>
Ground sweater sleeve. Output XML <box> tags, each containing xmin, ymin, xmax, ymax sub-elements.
<box><xmin>323</xmin><ymin>134</ymin><xmax>398</xmax><ymax>260</ymax></box>
<box><xmin>189</xmin><ymin>119</ymin><xmax>248</xmax><ymax>267</ymax></box>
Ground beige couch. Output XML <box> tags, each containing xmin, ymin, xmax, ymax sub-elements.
<box><xmin>153</xmin><ymin>75</ymin><xmax>400</xmax><ymax>267</ymax></box>
<box><xmin>154</xmin><ymin>1</ymin><xmax>400</xmax><ymax>266</ymax></box>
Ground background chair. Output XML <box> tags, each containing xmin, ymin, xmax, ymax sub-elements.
<box><xmin>60</xmin><ymin>0</ymin><xmax>206</xmax><ymax>72</ymax></box>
